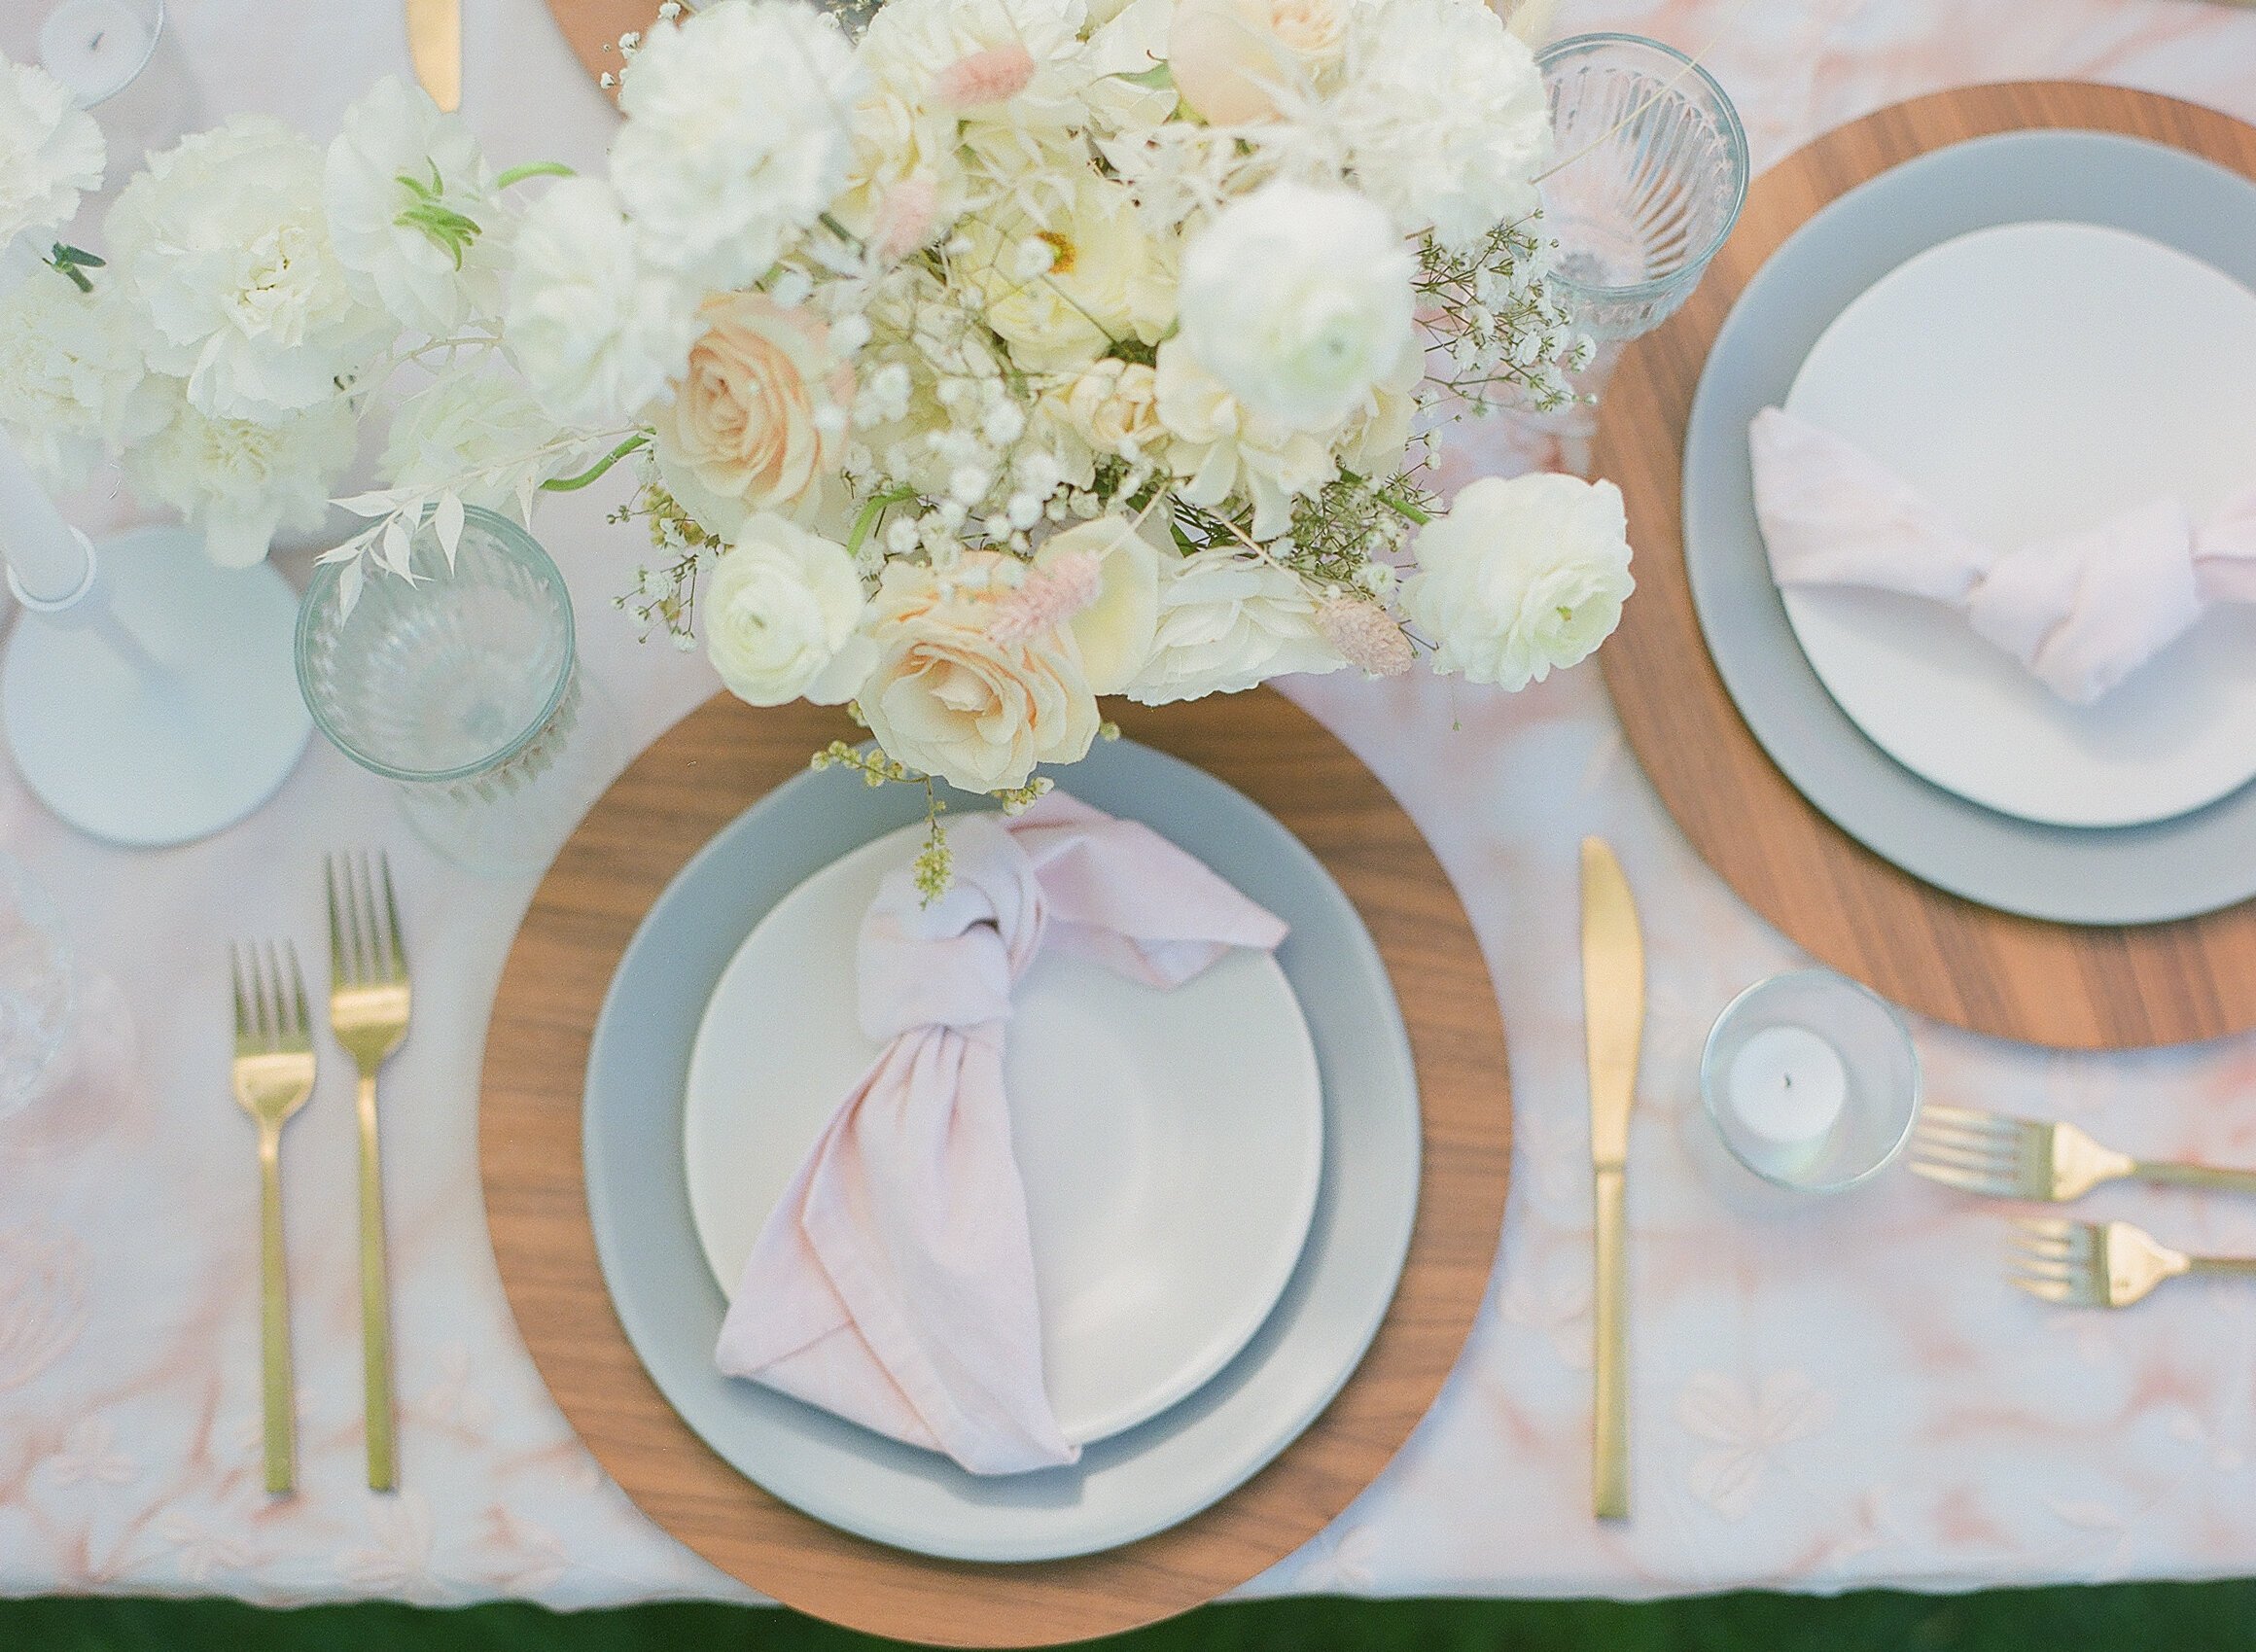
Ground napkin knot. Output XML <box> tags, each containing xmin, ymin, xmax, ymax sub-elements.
<box><xmin>714</xmin><ymin>791</ymin><xmax>1287</xmax><ymax>1475</ymax></box>
<box><xmin>1749</xmin><ymin>406</ymin><xmax>2256</xmax><ymax>704</ymax></box>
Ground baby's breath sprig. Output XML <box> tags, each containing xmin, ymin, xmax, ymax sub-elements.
<box><xmin>992</xmin><ymin>775</ymin><xmax>1053</xmax><ymax>815</ymax></box>
<box><xmin>812</xmin><ymin>740</ymin><xmax>961</xmax><ymax>904</ymax></box>
<box><xmin>610</xmin><ymin>481</ymin><xmax>717</xmax><ymax>649</ymax></box>
<box><xmin>1278</xmin><ymin>468</ymin><xmax>1435</xmax><ymax>592</ymax></box>
<box><xmin>1416</xmin><ymin>216</ymin><xmax>1586</xmax><ymax>415</ymax></box>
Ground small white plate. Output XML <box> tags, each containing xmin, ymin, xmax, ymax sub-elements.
<box><xmin>1778</xmin><ymin>220</ymin><xmax>2256</xmax><ymax>829</ymax></box>
<box><xmin>682</xmin><ymin>820</ymin><xmax>1324</xmax><ymax>1449</ymax></box>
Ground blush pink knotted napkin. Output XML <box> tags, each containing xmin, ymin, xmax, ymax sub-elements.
<box><xmin>1749</xmin><ymin>406</ymin><xmax>2256</xmax><ymax>703</ymax></box>
<box><xmin>713</xmin><ymin>791</ymin><xmax>1288</xmax><ymax>1474</ymax></box>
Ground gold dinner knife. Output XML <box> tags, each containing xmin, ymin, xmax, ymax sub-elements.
<box><xmin>406</xmin><ymin>0</ymin><xmax>462</xmax><ymax>113</ymax></box>
<box><xmin>1581</xmin><ymin>837</ymin><xmax>1643</xmax><ymax>1520</ymax></box>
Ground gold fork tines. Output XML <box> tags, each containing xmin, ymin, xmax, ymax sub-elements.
<box><xmin>1911</xmin><ymin>1105</ymin><xmax>2256</xmax><ymax>1204</ymax></box>
<box><xmin>327</xmin><ymin>851</ymin><xmax>412</xmax><ymax>1493</ymax></box>
<box><xmin>2008</xmin><ymin>1217</ymin><xmax>2256</xmax><ymax>1308</ymax></box>
<box><xmin>229</xmin><ymin>941</ymin><xmax>316</xmax><ymax>1494</ymax></box>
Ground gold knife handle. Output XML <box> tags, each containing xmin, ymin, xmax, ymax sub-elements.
<box><xmin>1592</xmin><ymin>1162</ymin><xmax>1629</xmax><ymax>1519</ymax></box>
<box><xmin>259</xmin><ymin>1126</ymin><xmax>295</xmax><ymax>1494</ymax></box>
<box><xmin>357</xmin><ymin>1072</ymin><xmax>397</xmax><ymax>1492</ymax></box>
<box><xmin>2132</xmin><ymin>1159</ymin><xmax>2256</xmax><ymax>1195</ymax></box>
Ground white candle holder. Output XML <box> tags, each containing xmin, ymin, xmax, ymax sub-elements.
<box><xmin>1698</xmin><ymin>968</ymin><xmax>1921</xmax><ymax>1195</ymax></box>
<box><xmin>2</xmin><ymin>523</ymin><xmax>311</xmax><ymax>848</ymax></box>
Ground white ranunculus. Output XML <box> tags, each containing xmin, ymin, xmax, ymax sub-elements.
<box><xmin>504</xmin><ymin>177</ymin><xmax>699</xmax><ymax>427</ymax></box>
<box><xmin>1153</xmin><ymin>339</ymin><xmax>1336</xmax><ymax>541</ymax></box>
<box><xmin>381</xmin><ymin>371</ymin><xmax>561</xmax><ymax>512</ymax></box>
<box><xmin>0</xmin><ymin>272</ymin><xmax>155</xmax><ymax>488</ymax></box>
<box><xmin>325</xmin><ymin>76</ymin><xmax>505</xmax><ymax>336</ymax></box>
<box><xmin>1402</xmin><ymin>473</ymin><xmax>1634</xmax><ymax>689</ymax></box>
<box><xmin>958</xmin><ymin>171</ymin><xmax>1175</xmax><ymax>372</ymax></box>
<box><xmin>704</xmin><ymin>515</ymin><xmax>875</xmax><ymax>707</ymax></box>
<box><xmin>1124</xmin><ymin>547</ymin><xmax>1344</xmax><ymax>705</ymax></box>
<box><xmin>124</xmin><ymin>377</ymin><xmax>360</xmax><ymax>567</ymax></box>
<box><xmin>610</xmin><ymin>0</ymin><xmax>863</xmax><ymax>290</ymax></box>
<box><xmin>0</xmin><ymin>57</ymin><xmax>103</xmax><ymax>243</ymax></box>
<box><xmin>1175</xmin><ymin>180</ymin><xmax>1415</xmax><ymax>431</ymax></box>
<box><xmin>1332</xmin><ymin>0</ymin><xmax>1551</xmax><ymax>248</ymax></box>
<box><xmin>106</xmin><ymin>118</ymin><xmax>393</xmax><ymax>422</ymax></box>
<box><xmin>1037</xmin><ymin>515</ymin><xmax>1159</xmax><ymax>694</ymax></box>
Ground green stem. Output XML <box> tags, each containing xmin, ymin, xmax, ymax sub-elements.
<box><xmin>494</xmin><ymin>161</ymin><xmax>578</xmax><ymax>190</ymax></box>
<box><xmin>541</xmin><ymin>434</ymin><xmax>650</xmax><ymax>493</ymax></box>
<box><xmin>843</xmin><ymin>488</ymin><xmax>919</xmax><ymax>558</ymax></box>
<box><xmin>1341</xmin><ymin>468</ymin><xmax>1432</xmax><ymax>526</ymax></box>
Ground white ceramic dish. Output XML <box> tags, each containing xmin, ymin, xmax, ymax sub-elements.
<box><xmin>1778</xmin><ymin>220</ymin><xmax>2256</xmax><ymax>830</ymax></box>
<box><xmin>682</xmin><ymin>821</ymin><xmax>1324</xmax><ymax>1448</ymax></box>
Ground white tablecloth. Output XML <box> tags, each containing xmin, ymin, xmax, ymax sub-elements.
<box><xmin>7</xmin><ymin>0</ymin><xmax>2256</xmax><ymax>1610</ymax></box>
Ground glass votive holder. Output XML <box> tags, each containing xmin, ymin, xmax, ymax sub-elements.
<box><xmin>1699</xmin><ymin>968</ymin><xmax>1921</xmax><ymax>1195</ymax></box>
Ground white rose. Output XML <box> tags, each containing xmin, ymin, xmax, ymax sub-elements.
<box><xmin>1124</xmin><ymin>547</ymin><xmax>1344</xmax><ymax>705</ymax></box>
<box><xmin>0</xmin><ymin>272</ymin><xmax>155</xmax><ymax>488</ymax></box>
<box><xmin>124</xmin><ymin>377</ymin><xmax>359</xmax><ymax>567</ymax></box>
<box><xmin>504</xmin><ymin>177</ymin><xmax>699</xmax><ymax>427</ymax></box>
<box><xmin>381</xmin><ymin>372</ymin><xmax>561</xmax><ymax>512</ymax></box>
<box><xmin>859</xmin><ymin>553</ymin><xmax>1099</xmax><ymax>792</ymax></box>
<box><xmin>958</xmin><ymin>172</ymin><xmax>1174</xmax><ymax>372</ymax></box>
<box><xmin>1037</xmin><ymin>515</ymin><xmax>1159</xmax><ymax>694</ymax></box>
<box><xmin>704</xmin><ymin>515</ymin><xmax>875</xmax><ymax>707</ymax></box>
<box><xmin>1176</xmin><ymin>181</ymin><xmax>1415</xmax><ymax>432</ymax></box>
<box><xmin>1166</xmin><ymin>0</ymin><xmax>1348</xmax><ymax>124</ymax></box>
<box><xmin>611</xmin><ymin>0</ymin><xmax>863</xmax><ymax>290</ymax></box>
<box><xmin>325</xmin><ymin>76</ymin><xmax>505</xmax><ymax>336</ymax></box>
<box><xmin>0</xmin><ymin>57</ymin><xmax>104</xmax><ymax>243</ymax></box>
<box><xmin>1154</xmin><ymin>339</ymin><xmax>1336</xmax><ymax>541</ymax></box>
<box><xmin>1333</xmin><ymin>0</ymin><xmax>1551</xmax><ymax>248</ymax></box>
<box><xmin>106</xmin><ymin>118</ymin><xmax>392</xmax><ymax>422</ymax></box>
<box><xmin>1052</xmin><ymin>357</ymin><xmax>1165</xmax><ymax>464</ymax></box>
<box><xmin>1402</xmin><ymin>473</ymin><xmax>1634</xmax><ymax>689</ymax></box>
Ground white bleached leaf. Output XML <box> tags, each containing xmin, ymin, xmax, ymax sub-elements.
<box><xmin>435</xmin><ymin>490</ymin><xmax>465</xmax><ymax>568</ymax></box>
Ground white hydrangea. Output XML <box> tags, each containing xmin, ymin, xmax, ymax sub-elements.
<box><xmin>1402</xmin><ymin>473</ymin><xmax>1634</xmax><ymax>689</ymax></box>
<box><xmin>105</xmin><ymin>117</ymin><xmax>393</xmax><ymax>421</ymax></box>
<box><xmin>124</xmin><ymin>377</ymin><xmax>360</xmax><ymax>567</ymax></box>
<box><xmin>0</xmin><ymin>57</ymin><xmax>104</xmax><ymax>244</ymax></box>
<box><xmin>1124</xmin><ymin>546</ymin><xmax>1344</xmax><ymax>704</ymax></box>
<box><xmin>1330</xmin><ymin>0</ymin><xmax>1552</xmax><ymax>248</ymax></box>
<box><xmin>381</xmin><ymin>370</ymin><xmax>562</xmax><ymax>512</ymax></box>
<box><xmin>0</xmin><ymin>272</ymin><xmax>154</xmax><ymax>487</ymax></box>
<box><xmin>324</xmin><ymin>76</ymin><xmax>506</xmax><ymax>336</ymax></box>
<box><xmin>504</xmin><ymin>176</ymin><xmax>699</xmax><ymax>427</ymax></box>
<box><xmin>610</xmin><ymin>0</ymin><xmax>864</xmax><ymax>290</ymax></box>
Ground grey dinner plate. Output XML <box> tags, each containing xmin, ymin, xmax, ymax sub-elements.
<box><xmin>1683</xmin><ymin>128</ymin><xmax>2256</xmax><ymax>926</ymax></box>
<box><xmin>582</xmin><ymin>736</ymin><xmax>1421</xmax><ymax>1563</ymax></box>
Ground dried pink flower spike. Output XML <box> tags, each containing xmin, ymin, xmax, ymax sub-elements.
<box><xmin>991</xmin><ymin>550</ymin><xmax>1103</xmax><ymax>644</ymax></box>
<box><xmin>874</xmin><ymin>174</ymin><xmax>940</xmax><ymax>261</ymax></box>
<box><xmin>931</xmin><ymin>44</ymin><xmax>1038</xmax><ymax>110</ymax></box>
<box><xmin>1318</xmin><ymin>596</ymin><xmax>1416</xmax><ymax>677</ymax></box>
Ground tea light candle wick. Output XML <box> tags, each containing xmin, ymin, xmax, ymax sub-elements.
<box><xmin>1727</xmin><ymin>1024</ymin><xmax>1848</xmax><ymax>1153</ymax></box>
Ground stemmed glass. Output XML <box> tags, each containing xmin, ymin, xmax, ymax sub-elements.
<box><xmin>295</xmin><ymin>509</ymin><xmax>616</xmax><ymax>874</ymax></box>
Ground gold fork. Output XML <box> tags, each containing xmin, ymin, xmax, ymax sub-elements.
<box><xmin>327</xmin><ymin>852</ymin><xmax>411</xmax><ymax>1493</ymax></box>
<box><xmin>2009</xmin><ymin>1217</ymin><xmax>2256</xmax><ymax>1308</ymax></box>
<box><xmin>230</xmin><ymin>942</ymin><xmax>316</xmax><ymax>1495</ymax></box>
<box><xmin>1910</xmin><ymin>1104</ymin><xmax>2256</xmax><ymax>1203</ymax></box>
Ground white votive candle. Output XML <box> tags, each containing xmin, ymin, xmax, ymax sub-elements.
<box><xmin>1726</xmin><ymin>1024</ymin><xmax>1848</xmax><ymax>1157</ymax></box>
<box><xmin>39</xmin><ymin>0</ymin><xmax>156</xmax><ymax>105</ymax></box>
<box><xmin>0</xmin><ymin>428</ymin><xmax>90</xmax><ymax>604</ymax></box>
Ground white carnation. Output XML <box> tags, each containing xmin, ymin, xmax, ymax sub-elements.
<box><xmin>0</xmin><ymin>57</ymin><xmax>104</xmax><ymax>243</ymax></box>
<box><xmin>705</xmin><ymin>515</ymin><xmax>876</xmax><ymax>707</ymax></box>
<box><xmin>1402</xmin><ymin>473</ymin><xmax>1634</xmax><ymax>689</ymax></box>
<box><xmin>1332</xmin><ymin>0</ymin><xmax>1551</xmax><ymax>248</ymax></box>
<box><xmin>1124</xmin><ymin>547</ymin><xmax>1344</xmax><ymax>705</ymax></box>
<box><xmin>106</xmin><ymin>118</ymin><xmax>392</xmax><ymax>422</ymax></box>
<box><xmin>382</xmin><ymin>371</ymin><xmax>561</xmax><ymax>513</ymax></box>
<box><xmin>0</xmin><ymin>273</ymin><xmax>153</xmax><ymax>488</ymax></box>
<box><xmin>504</xmin><ymin>177</ymin><xmax>699</xmax><ymax>427</ymax></box>
<box><xmin>611</xmin><ymin>0</ymin><xmax>863</xmax><ymax>290</ymax></box>
<box><xmin>124</xmin><ymin>377</ymin><xmax>359</xmax><ymax>568</ymax></box>
<box><xmin>325</xmin><ymin>76</ymin><xmax>505</xmax><ymax>336</ymax></box>
<box><xmin>1176</xmin><ymin>180</ymin><xmax>1415</xmax><ymax>431</ymax></box>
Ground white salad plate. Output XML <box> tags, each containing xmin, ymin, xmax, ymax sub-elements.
<box><xmin>1778</xmin><ymin>219</ymin><xmax>2256</xmax><ymax>830</ymax></box>
<box><xmin>681</xmin><ymin>821</ymin><xmax>1324</xmax><ymax>1449</ymax></box>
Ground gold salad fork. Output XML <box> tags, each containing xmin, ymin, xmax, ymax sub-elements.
<box><xmin>2010</xmin><ymin>1218</ymin><xmax>2256</xmax><ymax>1308</ymax></box>
<box><xmin>327</xmin><ymin>853</ymin><xmax>411</xmax><ymax>1493</ymax></box>
<box><xmin>1910</xmin><ymin>1104</ymin><xmax>2256</xmax><ymax>1203</ymax></box>
<box><xmin>230</xmin><ymin>943</ymin><xmax>315</xmax><ymax>1494</ymax></box>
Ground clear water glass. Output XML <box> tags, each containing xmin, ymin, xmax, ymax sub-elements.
<box><xmin>1534</xmin><ymin>32</ymin><xmax>1749</xmax><ymax>344</ymax></box>
<box><xmin>0</xmin><ymin>855</ymin><xmax>76</xmax><ymax>1120</ymax></box>
<box><xmin>296</xmin><ymin>508</ymin><xmax>612</xmax><ymax>874</ymax></box>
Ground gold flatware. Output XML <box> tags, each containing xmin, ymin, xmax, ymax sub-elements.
<box><xmin>230</xmin><ymin>942</ymin><xmax>316</xmax><ymax>1495</ymax></box>
<box><xmin>1580</xmin><ymin>837</ymin><xmax>1643</xmax><ymax>1521</ymax></box>
<box><xmin>2009</xmin><ymin>1217</ymin><xmax>2256</xmax><ymax>1308</ymax></box>
<box><xmin>406</xmin><ymin>0</ymin><xmax>462</xmax><ymax>113</ymax></box>
<box><xmin>328</xmin><ymin>852</ymin><xmax>412</xmax><ymax>1493</ymax></box>
<box><xmin>1912</xmin><ymin>1105</ymin><xmax>2256</xmax><ymax>1203</ymax></box>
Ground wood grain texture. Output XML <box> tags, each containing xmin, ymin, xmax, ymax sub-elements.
<box><xmin>1596</xmin><ymin>81</ymin><xmax>2256</xmax><ymax>1052</ymax></box>
<box><xmin>478</xmin><ymin>689</ymin><xmax>1511</xmax><ymax>1646</ymax></box>
<box><xmin>545</xmin><ymin>0</ymin><xmax>652</xmax><ymax>87</ymax></box>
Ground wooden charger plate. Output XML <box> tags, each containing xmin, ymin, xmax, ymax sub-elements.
<box><xmin>478</xmin><ymin>689</ymin><xmax>1510</xmax><ymax>1645</ymax></box>
<box><xmin>1596</xmin><ymin>81</ymin><xmax>2256</xmax><ymax>1051</ymax></box>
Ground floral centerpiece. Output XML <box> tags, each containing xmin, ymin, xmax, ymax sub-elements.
<box><xmin>0</xmin><ymin>0</ymin><xmax>1634</xmax><ymax>878</ymax></box>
